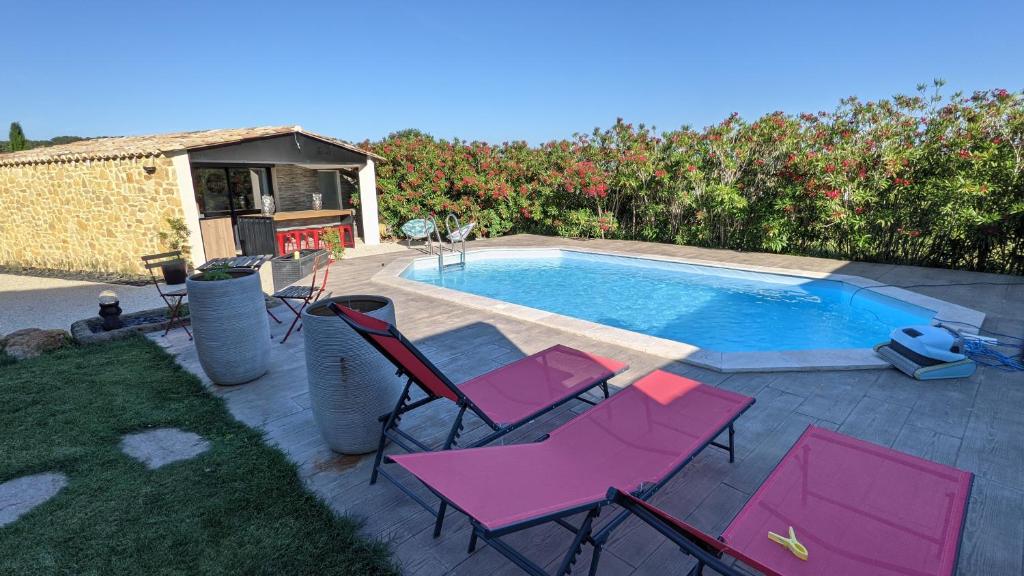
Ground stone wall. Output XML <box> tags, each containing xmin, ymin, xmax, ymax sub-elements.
<box><xmin>273</xmin><ymin>165</ymin><xmax>357</xmax><ymax>211</ymax></box>
<box><xmin>0</xmin><ymin>156</ymin><xmax>186</xmax><ymax>275</ymax></box>
<box><xmin>273</xmin><ymin>165</ymin><xmax>320</xmax><ymax>211</ymax></box>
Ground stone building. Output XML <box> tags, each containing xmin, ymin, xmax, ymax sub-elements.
<box><xmin>0</xmin><ymin>126</ymin><xmax>382</xmax><ymax>275</ymax></box>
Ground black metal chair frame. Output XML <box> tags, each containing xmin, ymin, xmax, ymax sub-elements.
<box><xmin>273</xmin><ymin>253</ymin><xmax>329</xmax><ymax>343</ymax></box>
<box><xmin>142</xmin><ymin>251</ymin><xmax>191</xmax><ymax>340</ymax></box>
<box><xmin>608</xmin><ymin>488</ymin><xmax>746</xmax><ymax>576</ymax></box>
<box><xmin>328</xmin><ymin>303</ymin><xmax>618</xmax><ymax>538</ymax></box>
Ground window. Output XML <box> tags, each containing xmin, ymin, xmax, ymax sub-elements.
<box><xmin>192</xmin><ymin>166</ymin><xmax>273</xmax><ymax>219</ymax></box>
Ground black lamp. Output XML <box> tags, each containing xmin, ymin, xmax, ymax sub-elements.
<box><xmin>98</xmin><ymin>290</ymin><xmax>123</xmax><ymax>331</ymax></box>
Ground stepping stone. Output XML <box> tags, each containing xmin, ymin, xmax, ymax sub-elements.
<box><xmin>0</xmin><ymin>472</ymin><xmax>68</xmax><ymax>527</ymax></box>
<box><xmin>119</xmin><ymin>428</ymin><xmax>210</xmax><ymax>470</ymax></box>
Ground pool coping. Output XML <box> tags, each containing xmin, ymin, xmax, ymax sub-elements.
<box><xmin>371</xmin><ymin>246</ymin><xmax>987</xmax><ymax>372</ymax></box>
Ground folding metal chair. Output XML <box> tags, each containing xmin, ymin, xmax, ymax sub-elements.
<box><xmin>141</xmin><ymin>251</ymin><xmax>191</xmax><ymax>340</ymax></box>
<box><xmin>273</xmin><ymin>252</ymin><xmax>329</xmax><ymax>343</ymax></box>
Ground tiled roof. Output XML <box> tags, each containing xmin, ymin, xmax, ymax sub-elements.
<box><xmin>0</xmin><ymin>125</ymin><xmax>383</xmax><ymax>166</ymax></box>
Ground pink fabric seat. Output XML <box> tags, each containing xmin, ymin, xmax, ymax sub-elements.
<box><xmin>722</xmin><ymin>426</ymin><xmax>973</xmax><ymax>576</ymax></box>
<box><xmin>392</xmin><ymin>370</ymin><xmax>755</xmax><ymax>531</ymax></box>
<box><xmin>612</xmin><ymin>426</ymin><xmax>974</xmax><ymax>576</ymax></box>
<box><xmin>460</xmin><ymin>344</ymin><xmax>627</xmax><ymax>426</ymax></box>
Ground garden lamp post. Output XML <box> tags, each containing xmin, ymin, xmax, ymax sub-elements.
<box><xmin>98</xmin><ymin>290</ymin><xmax>123</xmax><ymax>331</ymax></box>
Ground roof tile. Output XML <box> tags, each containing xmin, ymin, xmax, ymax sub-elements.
<box><xmin>0</xmin><ymin>125</ymin><xmax>382</xmax><ymax>166</ymax></box>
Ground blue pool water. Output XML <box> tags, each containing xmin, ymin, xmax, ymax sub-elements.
<box><xmin>401</xmin><ymin>250</ymin><xmax>935</xmax><ymax>352</ymax></box>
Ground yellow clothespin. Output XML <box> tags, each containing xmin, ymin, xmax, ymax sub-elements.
<box><xmin>767</xmin><ymin>526</ymin><xmax>808</xmax><ymax>561</ymax></box>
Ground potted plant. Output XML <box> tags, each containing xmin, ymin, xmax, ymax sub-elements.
<box><xmin>302</xmin><ymin>296</ymin><xmax>403</xmax><ymax>454</ymax></box>
<box><xmin>186</xmin><ymin>265</ymin><xmax>270</xmax><ymax>385</ymax></box>
<box><xmin>320</xmin><ymin>227</ymin><xmax>346</xmax><ymax>261</ymax></box>
<box><xmin>157</xmin><ymin>217</ymin><xmax>191</xmax><ymax>284</ymax></box>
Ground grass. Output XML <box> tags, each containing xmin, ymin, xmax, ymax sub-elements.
<box><xmin>0</xmin><ymin>337</ymin><xmax>396</xmax><ymax>575</ymax></box>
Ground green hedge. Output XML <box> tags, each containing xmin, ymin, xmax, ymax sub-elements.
<box><xmin>360</xmin><ymin>83</ymin><xmax>1024</xmax><ymax>274</ymax></box>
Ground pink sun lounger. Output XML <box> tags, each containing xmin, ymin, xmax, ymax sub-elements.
<box><xmin>610</xmin><ymin>425</ymin><xmax>973</xmax><ymax>576</ymax></box>
<box><xmin>328</xmin><ymin>303</ymin><xmax>627</xmax><ymax>534</ymax></box>
<box><xmin>390</xmin><ymin>370</ymin><xmax>756</xmax><ymax>575</ymax></box>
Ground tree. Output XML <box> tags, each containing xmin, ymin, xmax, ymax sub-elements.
<box><xmin>8</xmin><ymin>122</ymin><xmax>27</xmax><ymax>152</ymax></box>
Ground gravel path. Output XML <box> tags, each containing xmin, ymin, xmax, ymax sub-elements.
<box><xmin>0</xmin><ymin>274</ymin><xmax>166</xmax><ymax>334</ymax></box>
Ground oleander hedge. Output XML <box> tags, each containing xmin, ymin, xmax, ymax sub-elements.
<box><xmin>360</xmin><ymin>82</ymin><xmax>1024</xmax><ymax>274</ymax></box>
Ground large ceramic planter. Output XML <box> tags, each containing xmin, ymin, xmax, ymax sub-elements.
<box><xmin>186</xmin><ymin>268</ymin><xmax>270</xmax><ymax>385</ymax></box>
<box><xmin>303</xmin><ymin>295</ymin><xmax>404</xmax><ymax>454</ymax></box>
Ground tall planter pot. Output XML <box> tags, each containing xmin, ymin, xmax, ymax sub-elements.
<box><xmin>186</xmin><ymin>269</ymin><xmax>271</xmax><ymax>385</ymax></box>
<box><xmin>303</xmin><ymin>295</ymin><xmax>404</xmax><ymax>454</ymax></box>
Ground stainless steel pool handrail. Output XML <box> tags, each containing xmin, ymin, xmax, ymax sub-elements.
<box><xmin>437</xmin><ymin>213</ymin><xmax>466</xmax><ymax>273</ymax></box>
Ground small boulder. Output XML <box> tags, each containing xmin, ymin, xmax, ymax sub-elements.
<box><xmin>0</xmin><ymin>328</ymin><xmax>70</xmax><ymax>360</ymax></box>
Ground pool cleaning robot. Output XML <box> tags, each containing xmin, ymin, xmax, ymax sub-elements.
<box><xmin>875</xmin><ymin>325</ymin><xmax>977</xmax><ymax>380</ymax></box>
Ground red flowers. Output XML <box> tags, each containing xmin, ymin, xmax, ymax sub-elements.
<box><xmin>958</xmin><ymin>149</ymin><xmax>971</xmax><ymax>158</ymax></box>
<box><xmin>825</xmin><ymin>189</ymin><xmax>841</xmax><ymax>200</ymax></box>
<box><xmin>824</xmin><ymin>164</ymin><xmax>836</xmax><ymax>173</ymax></box>
<box><xmin>654</xmin><ymin>169</ymin><xmax>668</xmax><ymax>178</ymax></box>
<box><xmin>687</xmin><ymin>165</ymin><xmax>697</xmax><ymax>173</ymax></box>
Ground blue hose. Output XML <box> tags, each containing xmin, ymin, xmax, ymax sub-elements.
<box><xmin>962</xmin><ymin>338</ymin><xmax>1024</xmax><ymax>371</ymax></box>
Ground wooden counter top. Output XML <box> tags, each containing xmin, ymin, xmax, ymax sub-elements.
<box><xmin>271</xmin><ymin>209</ymin><xmax>353</xmax><ymax>222</ymax></box>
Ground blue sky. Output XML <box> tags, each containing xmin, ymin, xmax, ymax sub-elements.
<box><xmin>3</xmin><ymin>0</ymin><xmax>1022</xmax><ymax>144</ymax></box>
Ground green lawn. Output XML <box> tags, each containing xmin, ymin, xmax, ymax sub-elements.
<box><xmin>0</xmin><ymin>337</ymin><xmax>396</xmax><ymax>575</ymax></box>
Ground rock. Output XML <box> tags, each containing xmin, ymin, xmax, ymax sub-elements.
<box><xmin>0</xmin><ymin>328</ymin><xmax>70</xmax><ymax>360</ymax></box>
<box><xmin>119</xmin><ymin>428</ymin><xmax>210</xmax><ymax>470</ymax></box>
<box><xmin>0</xmin><ymin>472</ymin><xmax>68</xmax><ymax>527</ymax></box>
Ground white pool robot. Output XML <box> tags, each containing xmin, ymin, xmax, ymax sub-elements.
<box><xmin>874</xmin><ymin>325</ymin><xmax>976</xmax><ymax>380</ymax></box>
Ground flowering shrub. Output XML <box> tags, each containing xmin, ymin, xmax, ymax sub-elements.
<box><xmin>362</xmin><ymin>83</ymin><xmax>1024</xmax><ymax>274</ymax></box>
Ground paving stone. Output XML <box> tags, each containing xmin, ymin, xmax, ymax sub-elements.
<box><xmin>838</xmin><ymin>396</ymin><xmax>911</xmax><ymax>447</ymax></box>
<box><xmin>0</xmin><ymin>472</ymin><xmax>68</xmax><ymax>527</ymax></box>
<box><xmin>119</xmin><ymin>428</ymin><xmax>210</xmax><ymax>470</ymax></box>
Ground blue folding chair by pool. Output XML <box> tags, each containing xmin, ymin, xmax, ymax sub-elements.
<box><xmin>401</xmin><ymin>218</ymin><xmax>437</xmax><ymax>253</ymax></box>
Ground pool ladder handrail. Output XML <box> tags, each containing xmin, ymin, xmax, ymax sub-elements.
<box><xmin>437</xmin><ymin>213</ymin><xmax>466</xmax><ymax>273</ymax></box>
<box><xmin>424</xmin><ymin>215</ymin><xmax>444</xmax><ymax>255</ymax></box>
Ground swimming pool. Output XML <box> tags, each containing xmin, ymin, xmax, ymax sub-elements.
<box><xmin>400</xmin><ymin>249</ymin><xmax>936</xmax><ymax>353</ymax></box>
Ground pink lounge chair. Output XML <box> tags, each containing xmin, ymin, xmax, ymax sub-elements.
<box><xmin>328</xmin><ymin>303</ymin><xmax>627</xmax><ymax>534</ymax></box>
<box><xmin>390</xmin><ymin>370</ymin><xmax>756</xmax><ymax>575</ymax></box>
<box><xmin>609</xmin><ymin>425</ymin><xmax>974</xmax><ymax>576</ymax></box>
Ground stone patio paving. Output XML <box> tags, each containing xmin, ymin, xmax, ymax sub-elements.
<box><xmin>152</xmin><ymin>234</ymin><xmax>1024</xmax><ymax>575</ymax></box>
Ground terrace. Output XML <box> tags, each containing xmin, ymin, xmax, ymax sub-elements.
<box><xmin>145</xmin><ymin>235</ymin><xmax>1024</xmax><ymax>575</ymax></box>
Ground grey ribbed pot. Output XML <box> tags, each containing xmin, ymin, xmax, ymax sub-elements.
<box><xmin>186</xmin><ymin>269</ymin><xmax>270</xmax><ymax>385</ymax></box>
<box><xmin>302</xmin><ymin>296</ymin><xmax>404</xmax><ymax>454</ymax></box>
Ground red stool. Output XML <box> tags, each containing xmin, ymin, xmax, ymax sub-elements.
<box><xmin>339</xmin><ymin>224</ymin><xmax>355</xmax><ymax>248</ymax></box>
